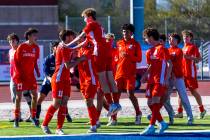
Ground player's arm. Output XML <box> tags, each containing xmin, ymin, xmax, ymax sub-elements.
<box><xmin>64</xmin><ymin>55</ymin><xmax>86</xmax><ymax>69</ymax></box>
<box><xmin>183</xmin><ymin>54</ymin><xmax>201</xmax><ymax>63</ymax></box>
<box><xmin>165</xmin><ymin>60</ymin><xmax>173</xmax><ymax>85</ymax></box>
<box><xmin>62</xmin><ymin>32</ymin><xmax>86</xmax><ymax>48</ymax></box>
<box><xmin>14</xmin><ymin>45</ymin><xmax>23</xmax><ymax>83</ymax></box>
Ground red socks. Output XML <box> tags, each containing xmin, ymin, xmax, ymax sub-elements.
<box><xmin>42</xmin><ymin>105</ymin><xmax>57</xmax><ymax>126</ymax></box>
<box><xmin>150</xmin><ymin>103</ymin><xmax>163</xmax><ymax>125</ymax></box>
<box><xmin>31</xmin><ymin>109</ymin><xmax>37</xmax><ymax>118</ymax></box>
<box><xmin>112</xmin><ymin>93</ymin><xmax>121</xmax><ymax>103</ymax></box>
<box><xmin>199</xmin><ymin>105</ymin><xmax>205</xmax><ymax>112</ymax></box>
<box><xmin>178</xmin><ymin>106</ymin><xmax>183</xmax><ymax>113</ymax></box>
<box><xmin>87</xmin><ymin>106</ymin><xmax>98</xmax><ymax>126</ymax></box>
<box><xmin>57</xmin><ymin>106</ymin><xmax>67</xmax><ymax>129</ymax></box>
<box><xmin>104</xmin><ymin>93</ymin><xmax>113</xmax><ymax>104</ymax></box>
<box><xmin>14</xmin><ymin>109</ymin><xmax>20</xmax><ymax>119</ymax></box>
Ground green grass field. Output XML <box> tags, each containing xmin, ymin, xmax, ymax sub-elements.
<box><xmin>0</xmin><ymin>116</ymin><xmax>210</xmax><ymax>136</ymax></box>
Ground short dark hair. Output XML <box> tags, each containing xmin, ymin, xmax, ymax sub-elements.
<box><xmin>121</xmin><ymin>23</ymin><xmax>135</xmax><ymax>33</ymax></box>
<box><xmin>143</xmin><ymin>28</ymin><xmax>160</xmax><ymax>41</ymax></box>
<box><xmin>7</xmin><ymin>33</ymin><xmax>19</xmax><ymax>43</ymax></box>
<box><xmin>81</xmin><ymin>8</ymin><xmax>96</xmax><ymax>20</ymax></box>
<box><xmin>59</xmin><ymin>29</ymin><xmax>76</xmax><ymax>41</ymax></box>
<box><xmin>24</xmin><ymin>28</ymin><xmax>38</xmax><ymax>40</ymax></box>
<box><xmin>50</xmin><ymin>41</ymin><xmax>59</xmax><ymax>48</ymax></box>
<box><xmin>159</xmin><ymin>34</ymin><xmax>166</xmax><ymax>42</ymax></box>
<box><xmin>182</xmin><ymin>30</ymin><xmax>193</xmax><ymax>39</ymax></box>
<box><xmin>169</xmin><ymin>33</ymin><xmax>181</xmax><ymax>44</ymax></box>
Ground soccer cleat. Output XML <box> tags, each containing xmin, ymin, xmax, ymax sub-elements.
<box><xmin>107</xmin><ymin>103</ymin><xmax>122</xmax><ymax>117</ymax></box>
<box><xmin>87</xmin><ymin>126</ymin><xmax>97</xmax><ymax>133</ymax></box>
<box><xmin>55</xmin><ymin>129</ymin><xmax>65</xmax><ymax>135</ymax></box>
<box><xmin>169</xmin><ymin>116</ymin><xmax>174</xmax><ymax>125</ymax></box>
<box><xmin>158</xmin><ymin>121</ymin><xmax>168</xmax><ymax>134</ymax></box>
<box><xmin>174</xmin><ymin>112</ymin><xmax>183</xmax><ymax>118</ymax></box>
<box><xmin>13</xmin><ymin>119</ymin><xmax>19</xmax><ymax>128</ymax></box>
<box><xmin>140</xmin><ymin>125</ymin><xmax>156</xmax><ymax>135</ymax></box>
<box><xmin>41</xmin><ymin>125</ymin><xmax>52</xmax><ymax>134</ymax></box>
<box><xmin>107</xmin><ymin>120</ymin><xmax>117</xmax><ymax>126</ymax></box>
<box><xmin>135</xmin><ymin>115</ymin><xmax>142</xmax><ymax>125</ymax></box>
<box><xmin>31</xmin><ymin>117</ymin><xmax>39</xmax><ymax>127</ymax></box>
<box><xmin>187</xmin><ymin>118</ymin><xmax>194</xmax><ymax>126</ymax></box>
<box><xmin>66</xmin><ymin>114</ymin><xmax>73</xmax><ymax>123</ymax></box>
<box><xmin>198</xmin><ymin>110</ymin><xmax>206</xmax><ymax>119</ymax></box>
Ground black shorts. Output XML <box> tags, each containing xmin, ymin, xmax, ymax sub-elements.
<box><xmin>40</xmin><ymin>78</ymin><xmax>52</xmax><ymax>96</ymax></box>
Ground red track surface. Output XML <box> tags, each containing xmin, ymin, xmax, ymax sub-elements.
<box><xmin>0</xmin><ymin>81</ymin><xmax>209</xmax><ymax>103</ymax></box>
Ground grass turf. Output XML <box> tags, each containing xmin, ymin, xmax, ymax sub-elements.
<box><xmin>0</xmin><ymin>116</ymin><xmax>210</xmax><ymax>136</ymax></box>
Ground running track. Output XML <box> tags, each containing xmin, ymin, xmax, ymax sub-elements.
<box><xmin>0</xmin><ymin>81</ymin><xmax>209</xmax><ymax>103</ymax></box>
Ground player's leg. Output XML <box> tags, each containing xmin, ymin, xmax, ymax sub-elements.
<box><xmin>23</xmin><ymin>91</ymin><xmax>32</xmax><ymax>122</ymax></box>
<box><xmin>163</xmin><ymin>80</ymin><xmax>175</xmax><ymax>125</ymax></box>
<box><xmin>126</xmin><ymin>77</ymin><xmax>142</xmax><ymax>125</ymax></box>
<box><xmin>190</xmin><ymin>88</ymin><xmax>206</xmax><ymax>119</ymax></box>
<box><xmin>14</xmin><ymin>91</ymin><xmax>22</xmax><ymax>127</ymax></box>
<box><xmin>36</xmin><ymin>82</ymin><xmax>50</xmax><ymax>120</ymax></box>
<box><xmin>30</xmin><ymin>89</ymin><xmax>39</xmax><ymax>126</ymax></box>
<box><xmin>175</xmin><ymin>78</ymin><xmax>193</xmax><ymax>124</ymax></box>
<box><xmin>9</xmin><ymin>79</ymin><xmax>17</xmax><ymax>122</ymax></box>
<box><xmin>42</xmin><ymin>97</ymin><xmax>61</xmax><ymax>134</ymax></box>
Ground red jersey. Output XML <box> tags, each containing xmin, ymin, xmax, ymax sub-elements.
<box><xmin>146</xmin><ymin>44</ymin><xmax>170</xmax><ymax>84</ymax></box>
<box><xmin>182</xmin><ymin>43</ymin><xmax>200</xmax><ymax>78</ymax></box>
<box><xmin>78</xmin><ymin>41</ymin><xmax>97</xmax><ymax>86</ymax></box>
<box><xmin>52</xmin><ymin>44</ymin><xmax>72</xmax><ymax>82</ymax></box>
<box><xmin>115</xmin><ymin>38</ymin><xmax>142</xmax><ymax>79</ymax></box>
<box><xmin>13</xmin><ymin>43</ymin><xmax>39</xmax><ymax>84</ymax></box>
<box><xmin>168</xmin><ymin>46</ymin><xmax>183</xmax><ymax>78</ymax></box>
<box><xmin>83</xmin><ymin>20</ymin><xmax>107</xmax><ymax>56</ymax></box>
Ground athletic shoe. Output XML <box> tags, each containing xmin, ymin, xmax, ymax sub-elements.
<box><xmin>174</xmin><ymin>112</ymin><xmax>183</xmax><ymax>118</ymax></box>
<box><xmin>198</xmin><ymin>110</ymin><xmax>206</xmax><ymax>119</ymax></box>
<box><xmin>107</xmin><ymin>120</ymin><xmax>117</xmax><ymax>126</ymax></box>
<box><xmin>55</xmin><ymin>129</ymin><xmax>65</xmax><ymax>135</ymax></box>
<box><xmin>169</xmin><ymin>116</ymin><xmax>174</xmax><ymax>125</ymax></box>
<box><xmin>187</xmin><ymin>118</ymin><xmax>194</xmax><ymax>126</ymax></box>
<box><xmin>140</xmin><ymin>125</ymin><xmax>156</xmax><ymax>135</ymax></box>
<box><xmin>25</xmin><ymin>116</ymin><xmax>32</xmax><ymax>122</ymax></box>
<box><xmin>13</xmin><ymin>119</ymin><xmax>19</xmax><ymax>128</ymax></box>
<box><xmin>87</xmin><ymin>126</ymin><xmax>97</xmax><ymax>133</ymax></box>
<box><xmin>66</xmin><ymin>114</ymin><xmax>73</xmax><ymax>123</ymax></box>
<box><xmin>41</xmin><ymin>125</ymin><xmax>52</xmax><ymax>134</ymax></box>
<box><xmin>158</xmin><ymin>121</ymin><xmax>168</xmax><ymax>134</ymax></box>
<box><xmin>135</xmin><ymin>115</ymin><xmax>142</xmax><ymax>125</ymax></box>
<box><xmin>31</xmin><ymin>117</ymin><xmax>39</xmax><ymax>127</ymax></box>
<box><xmin>96</xmin><ymin>121</ymin><xmax>101</xmax><ymax>128</ymax></box>
<box><xmin>107</xmin><ymin>103</ymin><xmax>117</xmax><ymax>117</ymax></box>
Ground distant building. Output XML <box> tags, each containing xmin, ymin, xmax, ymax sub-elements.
<box><xmin>0</xmin><ymin>0</ymin><xmax>58</xmax><ymax>40</ymax></box>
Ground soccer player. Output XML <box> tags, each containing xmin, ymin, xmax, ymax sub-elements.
<box><xmin>13</xmin><ymin>28</ymin><xmax>40</xmax><ymax>127</ymax></box>
<box><xmin>163</xmin><ymin>33</ymin><xmax>193</xmax><ymax>125</ymax></box>
<box><xmin>114</xmin><ymin>24</ymin><xmax>142</xmax><ymax>125</ymax></box>
<box><xmin>77</xmin><ymin>34</ymin><xmax>100</xmax><ymax>133</ymax></box>
<box><xmin>63</xmin><ymin>8</ymin><xmax>121</xmax><ymax>116</ymax></box>
<box><xmin>141</xmin><ymin>28</ymin><xmax>172</xmax><ymax>135</ymax></box>
<box><xmin>175</xmin><ymin>30</ymin><xmax>206</xmax><ymax>119</ymax></box>
<box><xmin>41</xmin><ymin>29</ymin><xmax>86</xmax><ymax>135</ymax></box>
<box><xmin>36</xmin><ymin>41</ymin><xmax>72</xmax><ymax>122</ymax></box>
<box><xmin>7</xmin><ymin>33</ymin><xmax>32</xmax><ymax>122</ymax></box>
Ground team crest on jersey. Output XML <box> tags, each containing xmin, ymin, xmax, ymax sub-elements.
<box><xmin>128</xmin><ymin>45</ymin><xmax>133</xmax><ymax>49</ymax></box>
<box><xmin>32</xmin><ymin>48</ymin><xmax>36</xmax><ymax>53</ymax></box>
